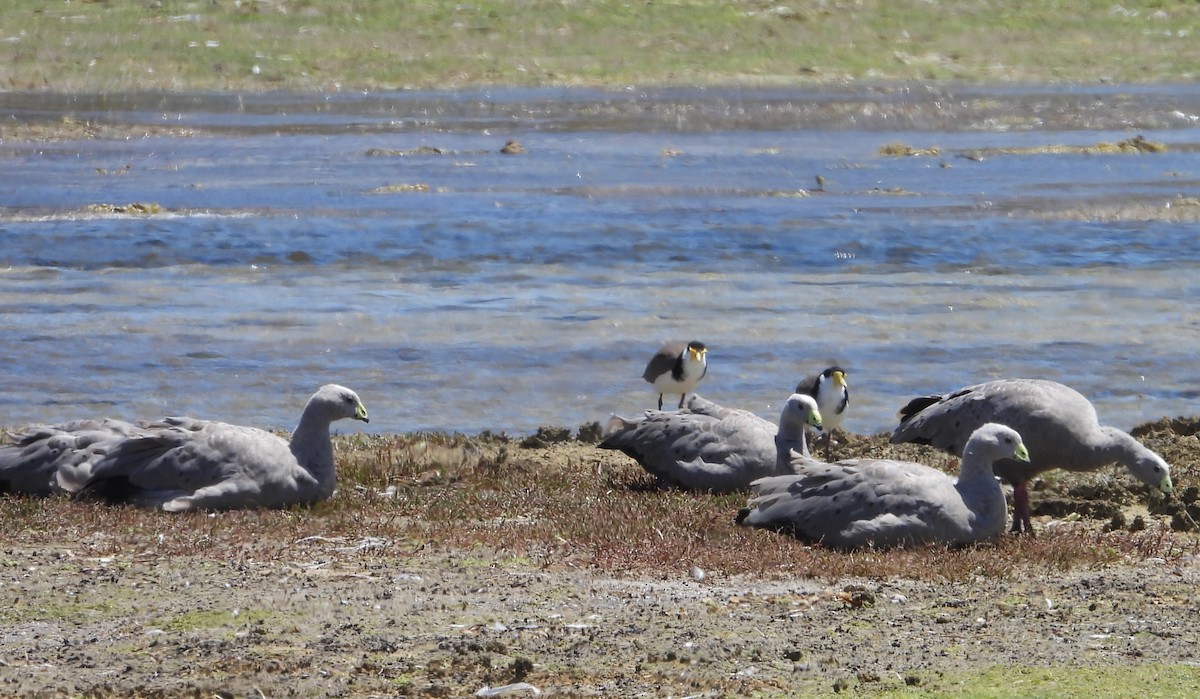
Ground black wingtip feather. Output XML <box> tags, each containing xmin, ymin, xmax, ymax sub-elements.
<box><xmin>743</xmin><ymin>518</ymin><xmax>819</xmax><ymax>543</ymax></box>
<box><xmin>73</xmin><ymin>475</ymin><xmax>141</xmax><ymax>505</ymax></box>
<box><xmin>896</xmin><ymin>394</ymin><xmax>943</xmax><ymax>423</ymax></box>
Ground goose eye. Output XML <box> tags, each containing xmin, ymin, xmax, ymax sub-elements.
<box><xmin>1003</xmin><ymin>437</ymin><xmax>1013</xmax><ymax>444</ymax></box>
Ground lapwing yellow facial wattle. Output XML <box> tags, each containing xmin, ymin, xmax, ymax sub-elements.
<box><xmin>643</xmin><ymin>340</ymin><xmax>708</xmax><ymax>410</ymax></box>
<box><xmin>794</xmin><ymin>365</ymin><xmax>850</xmax><ymax>460</ymax></box>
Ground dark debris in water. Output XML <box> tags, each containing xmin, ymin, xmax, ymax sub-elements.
<box><xmin>85</xmin><ymin>202</ymin><xmax>163</xmax><ymax>215</ymax></box>
<box><xmin>881</xmin><ymin>135</ymin><xmax>1168</xmax><ymax>161</ymax></box>
<box><xmin>962</xmin><ymin>134</ymin><xmax>1169</xmax><ymax>159</ymax></box>
<box><xmin>369</xmin><ymin>183</ymin><xmax>431</xmax><ymax>194</ymax></box>
<box><xmin>365</xmin><ymin>145</ymin><xmax>447</xmax><ymax>156</ymax></box>
<box><xmin>364</xmin><ymin>144</ymin><xmax>502</xmax><ymax>157</ymax></box>
<box><xmin>878</xmin><ymin>142</ymin><xmax>942</xmax><ymax>157</ymax></box>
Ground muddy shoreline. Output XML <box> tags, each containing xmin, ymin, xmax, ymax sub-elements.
<box><xmin>3</xmin><ymin>419</ymin><xmax>1200</xmax><ymax>697</ymax></box>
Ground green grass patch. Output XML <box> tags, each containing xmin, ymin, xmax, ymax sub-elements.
<box><xmin>159</xmin><ymin>606</ymin><xmax>281</xmax><ymax>633</ymax></box>
<box><xmin>880</xmin><ymin>664</ymin><xmax>1200</xmax><ymax>698</ymax></box>
<box><xmin>3</xmin><ymin>1</ymin><xmax>1200</xmax><ymax>91</ymax></box>
<box><xmin>7</xmin><ymin>599</ymin><xmax>117</xmax><ymax>624</ymax></box>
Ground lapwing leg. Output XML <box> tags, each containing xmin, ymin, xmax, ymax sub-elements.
<box><xmin>657</xmin><ymin>394</ymin><xmax>664</xmax><ymax>410</ymax></box>
<box><xmin>677</xmin><ymin>394</ymin><xmax>686</xmax><ymax>409</ymax></box>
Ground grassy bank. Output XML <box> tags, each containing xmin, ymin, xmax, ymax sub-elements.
<box><xmin>3</xmin><ymin>0</ymin><xmax>1199</xmax><ymax>92</ymax></box>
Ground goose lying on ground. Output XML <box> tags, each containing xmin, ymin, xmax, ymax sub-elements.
<box><xmin>737</xmin><ymin>423</ymin><xmax>1028</xmax><ymax>549</ymax></box>
<box><xmin>0</xmin><ymin>419</ymin><xmax>146</xmax><ymax>496</ymax></box>
<box><xmin>599</xmin><ymin>393</ymin><xmax>822</xmax><ymax>492</ymax></box>
<box><xmin>889</xmin><ymin>378</ymin><xmax>1173</xmax><ymax>533</ymax></box>
<box><xmin>0</xmin><ymin>384</ymin><xmax>368</xmax><ymax>511</ymax></box>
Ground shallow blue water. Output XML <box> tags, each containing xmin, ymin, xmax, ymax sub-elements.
<box><xmin>1</xmin><ymin>86</ymin><xmax>1199</xmax><ymax>436</ymax></box>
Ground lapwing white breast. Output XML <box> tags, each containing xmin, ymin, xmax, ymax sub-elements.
<box><xmin>643</xmin><ymin>340</ymin><xmax>708</xmax><ymax>410</ymax></box>
<box><xmin>795</xmin><ymin>366</ymin><xmax>849</xmax><ymax>460</ymax></box>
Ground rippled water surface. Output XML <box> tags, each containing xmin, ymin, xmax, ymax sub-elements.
<box><xmin>2</xmin><ymin>85</ymin><xmax>1199</xmax><ymax>435</ymax></box>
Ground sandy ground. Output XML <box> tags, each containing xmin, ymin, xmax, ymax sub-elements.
<box><xmin>3</xmin><ymin>419</ymin><xmax>1200</xmax><ymax>698</ymax></box>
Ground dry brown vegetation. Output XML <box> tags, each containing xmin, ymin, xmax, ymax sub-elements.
<box><xmin>5</xmin><ymin>422</ymin><xmax>1198</xmax><ymax>582</ymax></box>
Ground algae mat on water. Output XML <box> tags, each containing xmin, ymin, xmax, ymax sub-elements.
<box><xmin>3</xmin><ymin>1</ymin><xmax>1200</xmax><ymax>91</ymax></box>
